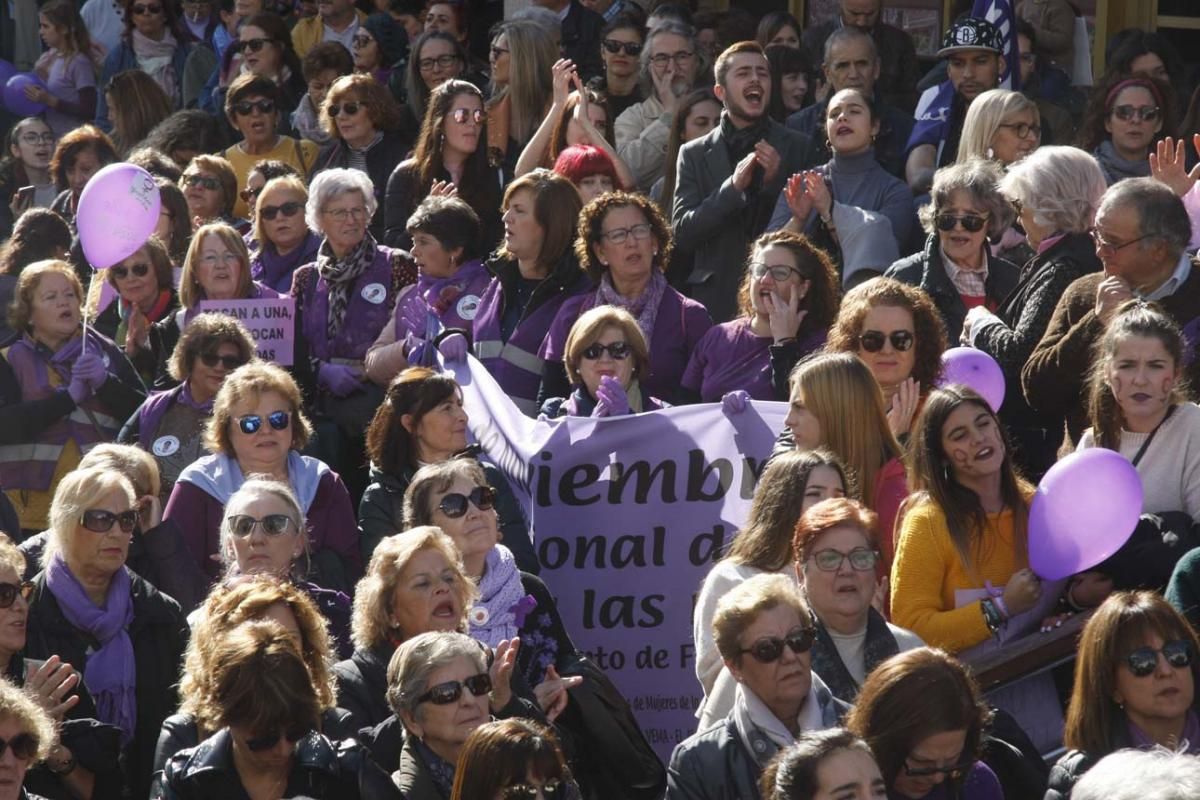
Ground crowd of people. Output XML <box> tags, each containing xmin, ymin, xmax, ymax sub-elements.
<box><xmin>2</xmin><ymin>0</ymin><xmax>1200</xmax><ymax>797</ymax></box>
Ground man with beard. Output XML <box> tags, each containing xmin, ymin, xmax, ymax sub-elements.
<box><xmin>615</xmin><ymin>20</ymin><xmax>705</xmax><ymax>192</ymax></box>
<box><xmin>673</xmin><ymin>41</ymin><xmax>812</xmax><ymax>323</ymax></box>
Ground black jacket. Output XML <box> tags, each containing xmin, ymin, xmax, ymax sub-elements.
<box><xmin>1045</xmin><ymin>748</ymin><xmax>1105</xmax><ymax>800</ymax></box>
<box><xmin>93</xmin><ymin>291</ymin><xmax>179</xmax><ymax>381</ymax></box>
<box><xmin>664</xmin><ymin>718</ymin><xmax>770</xmax><ymax>800</ymax></box>
<box><xmin>314</xmin><ymin>131</ymin><xmax>414</xmax><ymax>241</ymax></box>
<box><xmin>560</xmin><ymin>0</ymin><xmax>605</xmax><ymax>82</ymax></box>
<box><xmin>24</xmin><ymin>568</ymin><xmax>188</xmax><ymax>800</ymax></box>
<box><xmin>885</xmin><ymin>234</ymin><xmax>1021</xmax><ymax>343</ymax></box>
<box><xmin>394</xmin><ymin>735</ymin><xmax>442</xmax><ymax>800</ymax></box>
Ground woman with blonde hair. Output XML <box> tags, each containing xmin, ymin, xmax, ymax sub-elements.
<box><xmin>485</xmin><ymin>20</ymin><xmax>557</xmax><ymax>172</ymax></box>
<box><xmin>249</xmin><ymin>175</ymin><xmax>321</xmax><ymax>295</ymax></box>
<box><xmin>957</xmin><ymin>89</ymin><xmax>1042</xmax><ymax>167</ymax></box>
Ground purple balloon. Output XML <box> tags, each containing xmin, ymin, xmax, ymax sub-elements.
<box><xmin>76</xmin><ymin>163</ymin><xmax>162</xmax><ymax>269</ymax></box>
<box><xmin>3</xmin><ymin>73</ymin><xmax>47</xmax><ymax>117</ymax></box>
<box><xmin>1028</xmin><ymin>448</ymin><xmax>1143</xmax><ymax>580</ymax></box>
<box><xmin>0</xmin><ymin>61</ymin><xmax>17</xmax><ymax>93</ymax></box>
<box><xmin>939</xmin><ymin>347</ymin><xmax>1006</xmax><ymax>412</ymax></box>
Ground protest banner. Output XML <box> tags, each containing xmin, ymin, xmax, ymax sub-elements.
<box><xmin>196</xmin><ymin>297</ymin><xmax>296</xmax><ymax>365</ymax></box>
<box><xmin>446</xmin><ymin>356</ymin><xmax>788</xmax><ymax>760</ymax></box>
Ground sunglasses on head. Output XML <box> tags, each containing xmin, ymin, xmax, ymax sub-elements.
<box><xmin>581</xmin><ymin>341</ymin><xmax>631</xmax><ymax>361</ymax></box>
<box><xmin>184</xmin><ymin>174</ymin><xmax>220</xmax><ymax>191</ymax></box>
<box><xmin>132</xmin><ymin>3</ymin><xmax>162</xmax><ymax>14</ymax></box>
<box><xmin>260</xmin><ymin>200</ymin><xmax>303</xmax><ymax>221</ymax></box>
<box><xmin>602</xmin><ymin>38</ymin><xmax>642</xmax><ymax>56</ymax></box>
<box><xmin>450</xmin><ymin>107</ymin><xmax>484</xmax><ymax>125</ymax></box>
<box><xmin>438</xmin><ymin>486</ymin><xmax>497</xmax><ymax>518</ymax></box>
<box><xmin>0</xmin><ymin>733</ymin><xmax>39</xmax><ymax>762</ymax></box>
<box><xmin>111</xmin><ymin>262</ymin><xmax>150</xmax><ymax>280</ymax></box>
<box><xmin>198</xmin><ymin>351</ymin><xmax>246</xmax><ymax>370</ymax></box>
<box><xmin>81</xmin><ymin>509</ymin><xmax>138</xmax><ymax>533</ymax></box>
<box><xmin>244</xmin><ymin>725</ymin><xmax>311</xmax><ymax>752</ymax></box>
<box><xmin>416</xmin><ymin>672</ymin><xmax>492</xmax><ymax>705</ymax></box>
<box><xmin>1125</xmin><ymin>639</ymin><xmax>1193</xmax><ymax>677</ymax></box>
<box><xmin>328</xmin><ymin>101</ymin><xmax>366</xmax><ymax>117</ymax></box>
<box><xmin>232</xmin><ymin>99</ymin><xmax>275</xmax><ymax>116</ymax></box>
<box><xmin>1111</xmin><ymin>104</ymin><xmax>1160</xmax><ymax>122</ymax></box>
<box><xmin>227</xmin><ymin>513</ymin><xmax>296</xmax><ymax>538</ymax></box>
<box><xmin>935</xmin><ymin>213</ymin><xmax>987</xmax><ymax>233</ymax></box>
<box><xmin>501</xmin><ymin>781</ymin><xmax>566</xmax><ymax>800</ymax></box>
<box><xmin>237</xmin><ymin>410</ymin><xmax>290</xmax><ymax>435</ymax></box>
<box><xmin>857</xmin><ymin>329</ymin><xmax>914</xmax><ymax>353</ymax></box>
<box><xmin>0</xmin><ymin>582</ymin><xmax>34</xmax><ymax>609</ymax></box>
<box><xmin>739</xmin><ymin>627</ymin><xmax>816</xmax><ymax>663</ymax></box>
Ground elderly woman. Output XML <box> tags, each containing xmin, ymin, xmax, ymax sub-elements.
<box><xmin>0</xmin><ymin>679</ymin><xmax>60</xmax><ymax>800</ymax></box>
<box><xmin>163</xmin><ymin>362</ymin><xmax>362</xmax><ymax>593</ymax></box>
<box><xmin>157</xmin><ymin>620</ymin><xmax>399</xmax><ymax>798</ymax></box>
<box><xmin>1080</xmin><ymin>75</ymin><xmax>1174</xmax><ymax>186</ymax></box>
<box><xmin>93</xmin><ymin>236</ymin><xmax>180</xmax><ymax>378</ymax></box>
<box><xmin>885</xmin><ymin>160</ymin><xmax>1020</xmax><ymax>343</ymax></box>
<box><xmin>695</xmin><ymin>450</ymin><xmax>849</xmax><ymax>727</ymax></box>
<box><xmin>0</xmin><ymin>261</ymin><xmax>146</xmax><ymax>535</ymax></box>
<box><xmin>540</xmin><ymin>306</ymin><xmax>667</xmax><ymax>418</ymax></box>
<box><xmin>249</xmin><ymin>175</ymin><xmax>322</xmax><ymax>294</ymax></box>
<box><xmin>451</xmin><ymin>719</ymin><xmax>581</xmax><ymax>800</ymax></box>
<box><xmin>846</xmin><ymin>648</ymin><xmax>1003</xmax><ymax>800</ymax></box>
<box><xmin>668</xmin><ymin>574</ymin><xmax>846</xmax><ymax>800</ymax></box>
<box><xmin>684</xmin><ymin>230</ymin><xmax>839</xmax><ymax>403</ymax></box>
<box><xmin>152</xmin><ymin>575</ymin><xmax>352</xmax><ymax>789</ymax></box>
<box><xmin>539</xmin><ymin>192</ymin><xmax>710</xmax><ymax>406</ymax></box>
<box><xmin>1047</xmin><ymin>592</ymin><xmax>1200</xmax><ymax>799</ymax></box>
<box><xmin>368</xmin><ymin>197</ymin><xmax>490</xmax><ymax>380</ymax></box>
<box><xmin>358</xmin><ymin>368</ymin><xmax>532</xmax><ymax>567</ymax></box>
<box><xmin>95</xmin><ymin>0</ymin><xmax>191</xmax><ymax>125</ymax></box>
<box><xmin>961</xmin><ymin>145</ymin><xmax>1107</xmax><ymax>477</ymax></box>
<box><xmin>793</xmin><ymin>498</ymin><xmax>924</xmax><ymax>704</ymax></box>
<box><xmin>24</xmin><ymin>467</ymin><xmax>187</xmax><ymax>800</ymax></box>
<box><xmin>120</xmin><ymin>314</ymin><xmax>254</xmax><ymax>505</ymax></box>
<box><xmin>958</xmin><ymin>90</ymin><xmax>1042</xmax><ymax>167</ymax></box>
<box><xmin>180</xmin><ymin>155</ymin><xmax>242</xmax><ymax>232</ymax></box>
<box><xmin>315</xmin><ymin>74</ymin><xmax>412</xmax><ymax>239</ymax></box>
<box><xmin>145</xmin><ymin>221</ymin><xmax>279</xmax><ymax>389</ymax></box>
<box><xmin>384</xmin><ymin>80</ymin><xmax>503</xmax><ymax>253</ymax></box>
<box><xmin>47</xmin><ymin>126</ymin><xmax>118</xmax><ymax>229</ymax></box>
<box><xmin>221</xmin><ymin>74</ymin><xmax>319</xmax><ymax>220</ymax></box>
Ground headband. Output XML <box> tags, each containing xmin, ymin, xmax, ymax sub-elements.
<box><xmin>1105</xmin><ymin>78</ymin><xmax>1163</xmax><ymax>112</ymax></box>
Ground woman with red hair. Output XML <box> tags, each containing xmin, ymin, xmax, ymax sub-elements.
<box><xmin>553</xmin><ymin>144</ymin><xmax>621</xmax><ymax>204</ymax></box>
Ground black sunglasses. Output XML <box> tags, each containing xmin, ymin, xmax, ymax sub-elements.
<box><xmin>0</xmin><ymin>733</ymin><xmax>39</xmax><ymax>762</ymax></box>
<box><xmin>0</xmin><ymin>582</ymin><xmax>34</xmax><ymax>609</ymax></box>
<box><xmin>233</xmin><ymin>99</ymin><xmax>275</xmax><ymax>116</ymax></box>
<box><xmin>903</xmin><ymin>759</ymin><xmax>975</xmax><ymax>779</ymax></box>
<box><xmin>602</xmin><ymin>38</ymin><xmax>642</xmax><ymax>56</ymax></box>
<box><xmin>244</xmin><ymin>725</ymin><xmax>311</xmax><ymax>752</ymax></box>
<box><xmin>131</xmin><ymin>2</ymin><xmax>162</xmax><ymax>13</ymax></box>
<box><xmin>438</xmin><ymin>486</ymin><xmax>497</xmax><ymax>518</ymax></box>
<box><xmin>184</xmin><ymin>174</ymin><xmax>220</xmax><ymax>191</ymax></box>
<box><xmin>581</xmin><ymin>341</ymin><xmax>631</xmax><ymax>360</ymax></box>
<box><xmin>935</xmin><ymin>213</ymin><xmax>987</xmax><ymax>233</ymax></box>
<box><xmin>260</xmin><ymin>200</ymin><xmax>303</xmax><ymax>221</ymax></box>
<box><xmin>1126</xmin><ymin>640</ymin><xmax>1193</xmax><ymax>678</ymax></box>
<box><xmin>416</xmin><ymin>673</ymin><xmax>492</xmax><ymax>705</ymax></box>
<box><xmin>237</xmin><ymin>410</ymin><xmax>290</xmax><ymax>435</ymax></box>
<box><xmin>238</xmin><ymin>37</ymin><xmax>274</xmax><ymax>53</ymax></box>
<box><xmin>198</xmin><ymin>352</ymin><xmax>246</xmax><ymax>370</ymax></box>
<box><xmin>80</xmin><ymin>509</ymin><xmax>138</xmax><ymax>533</ymax></box>
<box><xmin>111</xmin><ymin>263</ymin><xmax>150</xmax><ymax>280</ymax></box>
<box><xmin>227</xmin><ymin>513</ymin><xmax>296</xmax><ymax>538</ymax></box>
<box><xmin>1111</xmin><ymin>104</ymin><xmax>1160</xmax><ymax>123</ymax></box>
<box><xmin>857</xmin><ymin>329</ymin><xmax>914</xmax><ymax>353</ymax></box>
<box><xmin>328</xmin><ymin>101</ymin><xmax>366</xmax><ymax>117</ymax></box>
<box><xmin>738</xmin><ymin>627</ymin><xmax>816</xmax><ymax>663</ymax></box>
<box><xmin>502</xmin><ymin>781</ymin><xmax>566</xmax><ymax>800</ymax></box>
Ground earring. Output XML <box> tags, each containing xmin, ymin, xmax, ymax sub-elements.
<box><xmin>986</xmin><ymin>147</ymin><xmax>995</xmax><ymax>160</ymax></box>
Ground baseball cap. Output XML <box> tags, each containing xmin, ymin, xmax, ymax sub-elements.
<box><xmin>938</xmin><ymin>17</ymin><xmax>1004</xmax><ymax>58</ymax></box>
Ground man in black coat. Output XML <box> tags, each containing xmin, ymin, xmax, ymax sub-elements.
<box><xmin>533</xmin><ymin>0</ymin><xmax>605</xmax><ymax>82</ymax></box>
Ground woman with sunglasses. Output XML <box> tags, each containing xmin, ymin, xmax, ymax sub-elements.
<box><xmin>93</xmin><ymin>236</ymin><xmax>180</xmax><ymax>379</ymax></box>
<box><xmin>0</xmin><ymin>678</ymin><xmax>72</xmax><ymax>800</ymax></box>
<box><xmin>249</xmin><ymin>175</ymin><xmax>321</xmax><ymax>294</ymax></box>
<box><xmin>156</xmin><ymin>619</ymin><xmax>399</xmax><ymax>799</ymax></box>
<box><xmin>683</xmin><ymin>230</ymin><xmax>839</xmax><ymax>404</ymax></box>
<box><xmin>846</xmin><ymin>648</ymin><xmax>1002</xmax><ymax>800</ymax></box>
<box><xmin>485</xmin><ymin>20</ymin><xmax>558</xmax><ymax>175</ymax></box>
<box><xmin>164</xmin><ymin>362</ymin><xmax>363</xmax><ymax>593</ymax></box>
<box><xmin>668</xmin><ymin>574</ymin><xmax>846</xmax><ymax>800</ymax></box>
<box><xmin>24</xmin><ymin>467</ymin><xmax>187</xmax><ymax>800</ymax></box>
<box><xmin>695</xmin><ymin>451</ymin><xmax>849</xmax><ymax>727</ymax></box>
<box><xmin>1048</xmin><ymin>592</ymin><xmax>1200</xmax><ymax>800</ymax></box>
<box><xmin>352</xmin><ymin>14</ymin><xmax>407</xmax><ymax>90</ymax></box>
<box><xmin>885</xmin><ymin>160</ymin><xmax>1020</xmax><ymax>343</ymax></box>
<box><xmin>95</xmin><ymin>0</ymin><xmax>191</xmax><ymax>127</ymax></box>
<box><xmin>212</xmin><ymin>13</ymin><xmax>306</xmax><ymax>116</ymax></box>
<box><xmin>1080</xmin><ymin>75</ymin><xmax>1175</xmax><ymax>186</ymax></box>
<box><xmin>591</xmin><ymin>18</ymin><xmax>644</xmax><ymax>122</ymax></box>
<box><xmin>451</xmin><ymin>718</ymin><xmax>581</xmax><ymax>800</ymax></box>
<box><xmin>179</xmin><ymin>156</ymin><xmax>242</xmax><ymax>232</ymax></box>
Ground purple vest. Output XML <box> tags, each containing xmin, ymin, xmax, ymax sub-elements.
<box><xmin>392</xmin><ymin>259</ymin><xmax>490</xmax><ymax>343</ymax></box>
<box><xmin>0</xmin><ymin>333</ymin><xmax>125</xmax><ymax>491</ymax></box>
<box><xmin>298</xmin><ymin>247</ymin><xmax>400</xmax><ymax>362</ymax></box>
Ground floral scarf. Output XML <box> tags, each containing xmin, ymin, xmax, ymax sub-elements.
<box><xmin>593</xmin><ymin>269</ymin><xmax>666</xmax><ymax>345</ymax></box>
<box><xmin>317</xmin><ymin>231</ymin><xmax>378</xmax><ymax>340</ymax></box>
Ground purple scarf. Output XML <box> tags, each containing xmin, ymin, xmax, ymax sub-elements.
<box><xmin>45</xmin><ymin>555</ymin><xmax>136</xmax><ymax>744</ymax></box>
<box><xmin>594</xmin><ymin>269</ymin><xmax>667</xmax><ymax>345</ymax></box>
<box><xmin>1128</xmin><ymin>709</ymin><xmax>1200</xmax><ymax>753</ymax></box>
<box><xmin>468</xmin><ymin>545</ymin><xmax>530</xmax><ymax>648</ymax></box>
<box><xmin>251</xmin><ymin>232</ymin><xmax>322</xmax><ymax>294</ymax></box>
<box><xmin>398</xmin><ymin>259</ymin><xmax>489</xmax><ymax>341</ymax></box>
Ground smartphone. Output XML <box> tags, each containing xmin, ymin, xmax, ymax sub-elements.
<box><xmin>13</xmin><ymin>185</ymin><xmax>35</xmax><ymax>211</ymax></box>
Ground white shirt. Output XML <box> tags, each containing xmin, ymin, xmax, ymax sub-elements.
<box><xmin>321</xmin><ymin>17</ymin><xmax>360</xmax><ymax>51</ymax></box>
<box><xmin>1142</xmin><ymin>253</ymin><xmax>1194</xmax><ymax>302</ymax></box>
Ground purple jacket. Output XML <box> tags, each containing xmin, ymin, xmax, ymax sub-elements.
<box><xmin>392</xmin><ymin>259</ymin><xmax>490</xmax><ymax>364</ymax></box>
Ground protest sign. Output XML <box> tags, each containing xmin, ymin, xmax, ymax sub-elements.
<box><xmin>446</xmin><ymin>356</ymin><xmax>788</xmax><ymax>760</ymax></box>
<box><xmin>196</xmin><ymin>297</ymin><xmax>296</xmax><ymax>365</ymax></box>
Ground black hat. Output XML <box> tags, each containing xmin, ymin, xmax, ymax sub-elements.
<box><xmin>361</xmin><ymin>12</ymin><xmax>409</xmax><ymax>68</ymax></box>
<box><xmin>937</xmin><ymin>17</ymin><xmax>1004</xmax><ymax>58</ymax></box>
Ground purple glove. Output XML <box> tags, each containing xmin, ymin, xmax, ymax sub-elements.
<box><xmin>438</xmin><ymin>332</ymin><xmax>468</xmax><ymax>363</ymax></box>
<box><xmin>69</xmin><ymin>351</ymin><xmax>107</xmax><ymax>402</ymax></box>
<box><xmin>318</xmin><ymin>363</ymin><xmax>363</xmax><ymax>397</ymax></box>
<box><xmin>592</xmin><ymin>375</ymin><xmax>630</xmax><ymax>418</ymax></box>
<box><xmin>404</xmin><ymin>332</ymin><xmax>431</xmax><ymax>366</ymax></box>
<box><xmin>722</xmin><ymin>390</ymin><xmax>750</xmax><ymax>415</ymax></box>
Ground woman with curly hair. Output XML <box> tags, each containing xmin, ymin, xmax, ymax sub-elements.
<box><xmin>1078</xmin><ymin>74</ymin><xmax>1176</xmax><ymax>186</ymax></box>
<box><xmin>47</xmin><ymin>125</ymin><xmax>118</xmax><ymax>229</ymax></box>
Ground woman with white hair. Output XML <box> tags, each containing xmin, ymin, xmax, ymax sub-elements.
<box><xmin>959</xmin><ymin>145</ymin><xmax>1107</xmax><ymax>476</ymax></box>
<box><xmin>958</xmin><ymin>89</ymin><xmax>1042</xmax><ymax>167</ymax></box>
<box><xmin>1072</xmin><ymin>749</ymin><xmax>1200</xmax><ymax>800</ymax></box>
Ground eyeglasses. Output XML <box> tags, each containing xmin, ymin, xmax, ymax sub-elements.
<box><xmin>450</xmin><ymin>107</ymin><xmax>484</xmax><ymax>125</ymax></box>
<box><xmin>111</xmin><ymin>262</ymin><xmax>150</xmax><ymax>280</ymax></box>
<box><xmin>323</xmin><ymin>206</ymin><xmax>368</xmax><ymax>222</ymax></box>
<box><xmin>0</xmin><ymin>582</ymin><xmax>34</xmax><ymax>609</ymax></box>
<box><xmin>750</xmin><ymin>261</ymin><xmax>808</xmax><ymax>282</ymax></box>
<box><xmin>0</xmin><ymin>734</ymin><xmax>39</xmax><ymax>762</ymax></box>
<box><xmin>996</xmin><ymin>121</ymin><xmax>1040</xmax><ymax>139</ymax></box>
<box><xmin>415</xmin><ymin>673</ymin><xmax>493</xmax><ymax>705</ymax></box>
<box><xmin>198</xmin><ymin>351</ymin><xmax>246</xmax><ymax>370</ymax></box>
<box><xmin>227</xmin><ymin>513</ymin><xmax>297</xmax><ymax>538</ymax></box>
<box><xmin>738</xmin><ymin>627</ymin><xmax>816</xmax><ymax>663</ymax></box>
<box><xmin>238</xmin><ymin>37</ymin><xmax>274</xmax><ymax>53</ymax></box>
<box><xmin>602</xmin><ymin>38</ymin><xmax>642</xmax><ymax>56</ymax></box>
<box><xmin>935</xmin><ymin>214</ymin><xmax>988</xmax><ymax>233</ymax></box>
<box><xmin>419</xmin><ymin>53</ymin><xmax>460</xmax><ymax>71</ymax></box>
<box><xmin>240</xmin><ymin>186</ymin><xmax>261</xmax><ymax>202</ymax></box>
<box><xmin>437</xmin><ymin>486</ymin><xmax>497</xmax><ymax>518</ymax></box>
<box><xmin>581</xmin><ymin>341</ymin><xmax>631</xmax><ymax>360</ymax></box>
<box><xmin>232</xmin><ymin>99</ymin><xmax>275</xmax><ymax>116</ymax></box>
<box><xmin>184</xmin><ymin>174</ymin><xmax>220</xmax><ymax>191</ymax></box>
<box><xmin>80</xmin><ymin>509</ymin><xmax>139</xmax><ymax>533</ymax></box>
<box><xmin>857</xmin><ymin>330</ymin><xmax>914</xmax><ymax>352</ymax></box>
<box><xmin>236</xmin><ymin>410</ymin><xmax>290</xmax><ymax>434</ymax></box>
<box><xmin>1111</xmin><ymin>104</ymin><xmax>1160</xmax><ymax>123</ymax></box>
<box><xmin>902</xmin><ymin>759</ymin><xmax>975</xmax><ymax>779</ymax></box>
<box><xmin>260</xmin><ymin>200</ymin><xmax>303</xmax><ymax>221</ymax></box>
<box><xmin>490</xmin><ymin>45</ymin><xmax>509</xmax><ymax>60</ymax></box>
<box><xmin>328</xmin><ymin>101</ymin><xmax>366</xmax><ymax>117</ymax></box>
<box><xmin>244</xmin><ymin>725</ymin><xmax>311</xmax><ymax>752</ymax></box>
<box><xmin>1090</xmin><ymin>228</ymin><xmax>1150</xmax><ymax>255</ymax></box>
<box><xmin>649</xmin><ymin>50</ymin><xmax>695</xmax><ymax>67</ymax></box>
<box><xmin>809</xmin><ymin>547</ymin><xmax>880</xmax><ymax>572</ymax></box>
<box><xmin>600</xmin><ymin>223</ymin><xmax>653</xmax><ymax>244</ymax></box>
<box><xmin>1125</xmin><ymin>640</ymin><xmax>1193</xmax><ymax>678</ymax></box>
<box><xmin>131</xmin><ymin>3</ymin><xmax>162</xmax><ymax>14</ymax></box>
<box><xmin>18</xmin><ymin>133</ymin><xmax>54</xmax><ymax>145</ymax></box>
<box><xmin>501</xmin><ymin>781</ymin><xmax>566</xmax><ymax>800</ymax></box>
<box><xmin>351</xmin><ymin>34</ymin><xmax>374</xmax><ymax>48</ymax></box>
